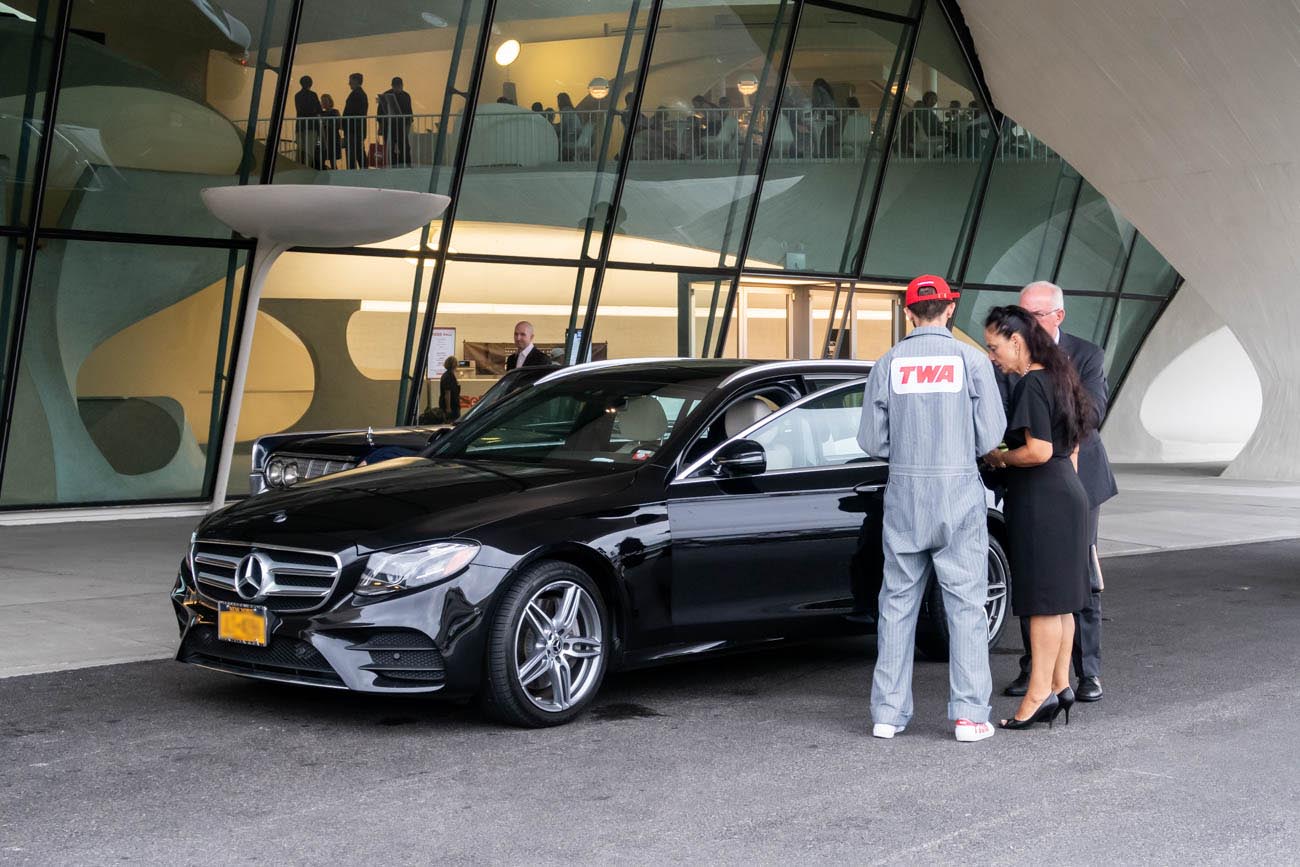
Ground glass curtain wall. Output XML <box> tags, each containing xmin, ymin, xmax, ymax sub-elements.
<box><xmin>858</xmin><ymin>0</ymin><xmax>993</xmax><ymax>279</ymax></box>
<box><xmin>1</xmin><ymin>1</ymin><xmax>58</xmax><ymax>228</ymax></box>
<box><xmin>744</xmin><ymin>5</ymin><xmax>913</xmax><ymax>274</ymax></box>
<box><xmin>35</xmin><ymin>0</ymin><xmax>291</xmax><ymax>237</ymax></box>
<box><xmin>0</xmin><ymin>0</ymin><xmax>1184</xmax><ymax>509</ymax></box>
<box><xmin>0</xmin><ymin>239</ymin><xmax>246</xmax><ymax>506</ymax></box>
<box><xmin>955</xmin><ymin>129</ymin><xmax>1178</xmax><ymax>395</ymax></box>
<box><xmin>0</xmin><ymin>0</ymin><xmax>288</xmax><ymax>507</ymax></box>
<box><xmin>606</xmin><ymin>0</ymin><xmax>797</xmax><ymax>269</ymax></box>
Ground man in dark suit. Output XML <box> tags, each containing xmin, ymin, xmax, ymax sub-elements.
<box><xmin>1000</xmin><ymin>281</ymin><xmax>1118</xmax><ymax>703</ymax></box>
<box><xmin>342</xmin><ymin>72</ymin><xmax>368</xmax><ymax>170</ymax></box>
<box><xmin>506</xmin><ymin>321</ymin><xmax>554</xmax><ymax>370</ymax></box>
<box><xmin>293</xmin><ymin>75</ymin><xmax>322</xmax><ymax>169</ymax></box>
<box><xmin>377</xmin><ymin>76</ymin><xmax>414</xmax><ymax>167</ymax></box>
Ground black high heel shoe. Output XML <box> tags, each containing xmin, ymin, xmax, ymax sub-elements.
<box><xmin>1053</xmin><ymin>687</ymin><xmax>1075</xmax><ymax>726</ymax></box>
<box><xmin>999</xmin><ymin>692</ymin><xmax>1060</xmax><ymax>730</ymax></box>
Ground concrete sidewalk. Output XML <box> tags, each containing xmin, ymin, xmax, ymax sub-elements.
<box><xmin>1100</xmin><ymin>463</ymin><xmax>1300</xmax><ymax>556</ymax></box>
<box><xmin>0</xmin><ymin>518</ymin><xmax>195</xmax><ymax>678</ymax></box>
<box><xmin>1</xmin><ymin>465</ymin><xmax>1297</xmax><ymax>679</ymax></box>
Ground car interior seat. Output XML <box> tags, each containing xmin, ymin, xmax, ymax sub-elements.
<box><xmin>614</xmin><ymin>396</ymin><xmax>669</xmax><ymax>454</ymax></box>
<box><xmin>724</xmin><ymin>395</ymin><xmax>802</xmax><ymax>470</ymax></box>
<box><xmin>723</xmin><ymin>396</ymin><xmax>776</xmax><ymax>438</ymax></box>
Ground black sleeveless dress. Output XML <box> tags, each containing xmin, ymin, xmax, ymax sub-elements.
<box><xmin>1003</xmin><ymin>370</ymin><xmax>1090</xmax><ymax>616</ymax></box>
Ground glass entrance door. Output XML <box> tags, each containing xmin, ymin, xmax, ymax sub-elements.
<box><xmin>757</xmin><ymin>281</ymin><xmax>903</xmax><ymax>360</ymax></box>
<box><xmin>816</xmin><ymin>282</ymin><xmax>904</xmax><ymax>360</ymax></box>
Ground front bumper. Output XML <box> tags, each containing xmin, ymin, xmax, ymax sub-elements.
<box><xmin>171</xmin><ymin>561</ymin><xmax>509</xmax><ymax>697</ymax></box>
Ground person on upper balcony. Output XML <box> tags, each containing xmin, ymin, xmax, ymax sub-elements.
<box><xmin>377</xmin><ymin>77</ymin><xmax>414</xmax><ymax>167</ymax></box>
<box><xmin>294</xmin><ymin>75</ymin><xmax>322</xmax><ymax>169</ymax></box>
<box><xmin>342</xmin><ymin>72</ymin><xmax>368</xmax><ymax>170</ymax></box>
<box><xmin>899</xmin><ymin>90</ymin><xmax>943</xmax><ymax>157</ymax></box>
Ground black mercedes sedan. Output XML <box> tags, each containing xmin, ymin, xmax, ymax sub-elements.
<box><xmin>172</xmin><ymin>359</ymin><xmax>1011</xmax><ymax>727</ymax></box>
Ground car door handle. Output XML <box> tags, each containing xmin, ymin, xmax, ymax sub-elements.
<box><xmin>853</xmin><ymin>482</ymin><xmax>885</xmax><ymax>494</ymax></box>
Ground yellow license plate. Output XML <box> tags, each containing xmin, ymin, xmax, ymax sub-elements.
<box><xmin>217</xmin><ymin>603</ymin><xmax>269</xmax><ymax>647</ymax></box>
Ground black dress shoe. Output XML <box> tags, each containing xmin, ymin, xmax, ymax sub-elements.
<box><xmin>1076</xmin><ymin>676</ymin><xmax>1103</xmax><ymax>702</ymax></box>
<box><xmin>1002</xmin><ymin>671</ymin><xmax>1030</xmax><ymax>697</ymax></box>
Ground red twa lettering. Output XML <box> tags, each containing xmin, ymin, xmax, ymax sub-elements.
<box><xmin>915</xmin><ymin>364</ymin><xmax>955</xmax><ymax>384</ymax></box>
<box><xmin>899</xmin><ymin>365</ymin><xmax>915</xmax><ymax>383</ymax></box>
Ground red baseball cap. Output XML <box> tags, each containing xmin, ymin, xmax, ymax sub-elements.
<box><xmin>904</xmin><ymin>274</ymin><xmax>959</xmax><ymax>307</ymax></box>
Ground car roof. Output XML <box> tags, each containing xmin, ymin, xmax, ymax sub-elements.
<box><xmin>536</xmin><ymin>357</ymin><xmax>870</xmax><ymax>386</ymax></box>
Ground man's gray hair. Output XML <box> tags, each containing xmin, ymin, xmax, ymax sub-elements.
<box><xmin>1021</xmin><ymin>280</ymin><xmax>1065</xmax><ymax>311</ymax></box>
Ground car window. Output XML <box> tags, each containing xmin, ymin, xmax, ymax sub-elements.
<box><xmin>461</xmin><ymin>368</ymin><xmax>549</xmax><ymax>420</ymax></box>
<box><xmin>804</xmin><ymin>375</ymin><xmax>858</xmax><ymax>393</ymax></box>
<box><xmin>679</xmin><ymin>380</ymin><xmax>801</xmax><ymax>468</ymax></box>
<box><xmin>432</xmin><ymin>377</ymin><xmax>715</xmax><ymax>466</ymax></box>
<box><xmin>746</xmin><ymin>385</ymin><xmax>869</xmax><ymax>471</ymax></box>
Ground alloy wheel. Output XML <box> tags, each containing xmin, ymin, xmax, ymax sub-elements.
<box><xmin>513</xmin><ymin>579</ymin><xmax>604</xmax><ymax>712</ymax></box>
<box><xmin>985</xmin><ymin>546</ymin><xmax>1010</xmax><ymax>642</ymax></box>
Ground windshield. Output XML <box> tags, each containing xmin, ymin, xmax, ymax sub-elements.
<box><xmin>428</xmin><ymin>374</ymin><xmax>718</xmax><ymax>466</ymax></box>
<box><xmin>459</xmin><ymin>368</ymin><xmax>547</xmax><ymax>422</ymax></box>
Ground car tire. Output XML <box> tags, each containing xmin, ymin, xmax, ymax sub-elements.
<box><xmin>481</xmin><ymin>560</ymin><xmax>609</xmax><ymax>727</ymax></box>
<box><xmin>915</xmin><ymin>534</ymin><xmax>1012</xmax><ymax>660</ymax></box>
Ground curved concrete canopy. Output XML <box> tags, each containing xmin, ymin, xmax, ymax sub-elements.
<box><xmin>200</xmin><ymin>185</ymin><xmax>449</xmax><ymax>247</ymax></box>
<box><xmin>962</xmin><ymin>0</ymin><xmax>1300</xmax><ymax>480</ymax></box>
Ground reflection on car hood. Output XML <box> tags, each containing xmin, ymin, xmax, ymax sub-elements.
<box><xmin>274</xmin><ymin>426</ymin><xmax>448</xmax><ymax>455</ymax></box>
<box><xmin>199</xmin><ymin>457</ymin><xmax>631</xmax><ymax>552</ymax></box>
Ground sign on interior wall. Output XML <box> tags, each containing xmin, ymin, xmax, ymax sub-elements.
<box><xmin>426</xmin><ymin>327</ymin><xmax>457</xmax><ymax>376</ymax></box>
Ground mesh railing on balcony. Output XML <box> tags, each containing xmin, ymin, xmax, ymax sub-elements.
<box><xmin>245</xmin><ymin>108</ymin><xmax>1060</xmax><ymax>169</ymax></box>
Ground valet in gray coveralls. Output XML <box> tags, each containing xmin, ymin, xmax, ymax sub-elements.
<box><xmin>858</xmin><ymin>275</ymin><xmax>1007</xmax><ymax>743</ymax></box>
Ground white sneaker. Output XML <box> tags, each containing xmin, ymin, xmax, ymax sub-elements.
<box><xmin>954</xmin><ymin>719</ymin><xmax>994</xmax><ymax>743</ymax></box>
<box><xmin>872</xmin><ymin>723</ymin><xmax>906</xmax><ymax>739</ymax></box>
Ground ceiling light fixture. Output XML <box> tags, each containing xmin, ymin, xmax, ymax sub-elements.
<box><xmin>494</xmin><ymin>39</ymin><xmax>521</xmax><ymax>67</ymax></box>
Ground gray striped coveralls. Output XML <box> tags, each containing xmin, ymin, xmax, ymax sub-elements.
<box><xmin>857</xmin><ymin>325</ymin><xmax>1007</xmax><ymax>726</ymax></box>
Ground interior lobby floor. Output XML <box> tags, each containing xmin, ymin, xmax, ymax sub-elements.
<box><xmin>0</xmin><ymin>464</ymin><xmax>1297</xmax><ymax>679</ymax></box>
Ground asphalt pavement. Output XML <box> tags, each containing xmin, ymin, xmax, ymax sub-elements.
<box><xmin>1</xmin><ymin>540</ymin><xmax>1297</xmax><ymax>865</ymax></box>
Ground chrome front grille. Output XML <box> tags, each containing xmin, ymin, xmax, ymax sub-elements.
<box><xmin>191</xmin><ymin>540</ymin><xmax>342</xmax><ymax>614</ymax></box>
<box><xmin>276</xmin><ymin>453</ymin><xmax>357</xmax><ymax>484</ymax></box>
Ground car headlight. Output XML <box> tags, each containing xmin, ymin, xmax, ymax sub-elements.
<box><xmin>282</xmin><ymin>460</ymin><xmax>299</xmax><ymax>486</ymax></box>
<box><xmin>266</xmin><ymin>458</ymin><xmax>284</xmax><ymax>487</ymax></box>
<box><xmin>355</xmin><ymin>542</ymin><xmax>480</xmax><ymax>597</ymax></box>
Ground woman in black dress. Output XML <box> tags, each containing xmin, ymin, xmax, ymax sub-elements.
<box><xmin>982</xmin><ymin>306</ymin><xmax>1093</xmax><ymax>730</ymax></box>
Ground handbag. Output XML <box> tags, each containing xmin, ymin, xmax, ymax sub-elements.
<box><xmin>1088</xmin><ymin>543</ymin><xmax>1104</xmax><ymax>593</ymax></box>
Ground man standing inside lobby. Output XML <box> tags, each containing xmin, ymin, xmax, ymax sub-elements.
<box><xmin>1002</xmin><ymin>281</ymin><xmax>1117</xmax><ymax>703</ymax></box>
<box><xmin>506</xmin><ymin>321</ymin><xmax>552</xmax><ymax>370</ymax></box>
<box><xmin>343</xmin><ymin>72</ymin><xmax>368</xmax><ymax>169</ymax></box>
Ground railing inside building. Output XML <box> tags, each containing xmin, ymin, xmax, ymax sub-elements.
<box><xmin>245</xmin><ymin>108</ymin><xmax>1060</xmax><ymax>169</ymax></box>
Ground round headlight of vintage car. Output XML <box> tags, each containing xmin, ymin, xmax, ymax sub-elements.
<box><xmin>266</xmin><ymin>458</ymin><xmax>284</xmax><ymax>487</ymax></box>
<box><xmin>282</xmin><ymin>461</ymin><xmax>300</xmax><ymax>487</ymax></box>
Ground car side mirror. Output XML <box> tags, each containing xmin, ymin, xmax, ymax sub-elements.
<box><xmin>710</xmin><ymin>439</ymin><xmax>766</xmax><ymax>477</ymax></box>
<box><xmin>426</xmin><ymin>427</ymin><xmax>451</xmax><ymax>443</ymax></box>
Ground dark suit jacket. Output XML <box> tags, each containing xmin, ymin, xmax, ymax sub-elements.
<box><xmin>294</xmin><ymin>89</ymin><xmax>322</xmax><ymax>120</ymax></box>
<box><xmin>506</xmin><ymin>347</ymin><xmax>554</xmax><ymax>370</ymax></box>
<box><xmin>377</xmin><ymin>89</ymin><xmax>414</xmax><ymax>132</ymax></box>
<box><xmin>997</xmin><ymin>330</ymin><xmax>1118</xmax><ymax>509</ymax></box>
<box><xmin>343</xmin><ymin>88</ymin><xmax>368</xmax><ymax>137</ymax></box>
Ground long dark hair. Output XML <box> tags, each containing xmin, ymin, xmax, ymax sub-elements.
<box><xmin>984</xmin><ymin>305</ymin><xmax>1094</xmax><ymax>449</ymax></box>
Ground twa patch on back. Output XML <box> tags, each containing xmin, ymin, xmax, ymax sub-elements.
<box><xmin>890</xmin><ymin>355</ymin><xmax>963</xmax><ymax>394</ymax></box>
